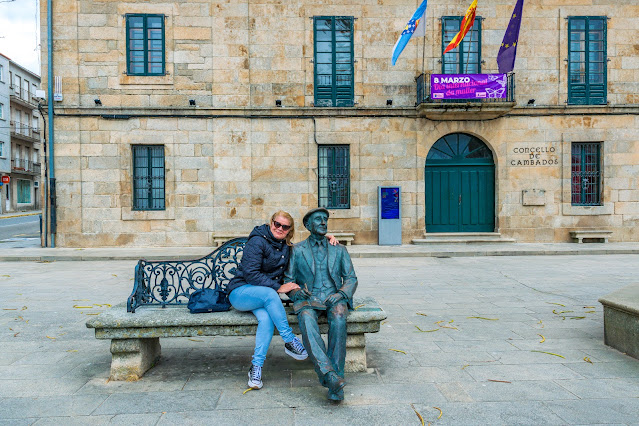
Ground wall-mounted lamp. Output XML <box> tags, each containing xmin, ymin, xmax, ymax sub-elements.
<box><xmin>386</xmin><ymin>99</ymin><xmax>393</xmax><ymax>106</ymax></box>
<box><xmin>189</xmin><ymin>99</ymin><xmax>196</xmax><ymax>106</ymax></box>
<box><xmin>94</xmin><ymin>99</ymin><xmax>102</xmax><ymax>106</ymax></box>
<box><xmin>275</xmin><ymin>99</ymin><xmax>282</xmax><ymax>107</ymax></box>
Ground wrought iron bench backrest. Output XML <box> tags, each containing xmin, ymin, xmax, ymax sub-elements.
<box><xmin>127</xmin><ymin>237</ymin><xmax>248</xmax><ymax>313</ymax></box>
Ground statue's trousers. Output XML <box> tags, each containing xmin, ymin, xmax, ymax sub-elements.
<box><xmin>297</xmin><ymin>301</ymin><xmax>349</xmax><ymax>383</ymax></box>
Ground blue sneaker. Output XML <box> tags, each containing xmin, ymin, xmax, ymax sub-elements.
<box><xmin>248</xmin><ymin>364</ymin><xmax>263</xmax><ymax>389</ymax></box>
<box><xmin>284</xmin><ymin>337</ymin><xmax>308</xmax><ymax>360</ymax></box>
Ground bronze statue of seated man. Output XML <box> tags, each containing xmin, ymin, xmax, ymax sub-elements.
<box><xmin>285</xmin><ymin>208</ymin><xmax>358</xmax><ymax>401</ymax></box>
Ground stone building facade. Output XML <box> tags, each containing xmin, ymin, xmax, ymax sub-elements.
<box><xmin>41</xmin><ymin>0</ymin><xmax>639</xmax><ymax>246</ymax></box>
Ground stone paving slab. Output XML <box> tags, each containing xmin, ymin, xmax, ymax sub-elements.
<box><xmin>1</xmin><ymin>254</ymin><xmax>639</xmax><ymax>424</ymax></box>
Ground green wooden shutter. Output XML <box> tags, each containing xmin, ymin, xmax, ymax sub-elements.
<box><xmin>441</xmin><ymin>16</ymin><xmax>481</xmax><ymax>74</ymax></box>
<box><xmin>314</xmin><ymin>16</ymin><xmax>354</xmax><ymax>107</ymax></box>
<box><xmin>126</xmin><ymin>14</ymin><xmax>165</xmax><ymax>76</ymax></box>
<box><xmin>568</xmin><ymin>17</ymin><xmax>607</xmax><ymax>105</ymax></box>
<box><xmin>17</xmin><ymin>179</ymin><xmax>31</xmax><ymax>204</ymax></box>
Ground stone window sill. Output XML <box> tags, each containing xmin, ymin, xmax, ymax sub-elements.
<box><xmin>122</xmin><ymin>207</ymin><xmax>175</xmax><ymax>221</ymax></box>
<box><xmin>562</xmin><ymin>203</ymin><xmax>613</xmax><ymax>216</ymax></box>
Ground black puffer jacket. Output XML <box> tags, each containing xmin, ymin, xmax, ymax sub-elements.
<box><xmin>227</xmin><ymin>224</ymin><xmax>291</xmax><ymax>294</ymax></box>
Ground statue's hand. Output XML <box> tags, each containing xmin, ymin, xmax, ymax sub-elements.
<box><xmin>290</xmin><ymin>284</ymin><xmax>311</xmax><ymax>301</ymax></box>
<box><xmin>300</xmin><ymin>286</ymin><xmax>312</xmax><ymax>298</ymax></box>
<box><xmin>325</xmin><ymin>292</ymin><xmax>344</xmax><ymax>306</ymax></box>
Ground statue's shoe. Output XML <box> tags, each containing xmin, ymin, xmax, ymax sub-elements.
<box><xmin>325</xmin><ymin>372</ymin><xmax>346</xmax><ymax>394</ymax></box>
<box><xmin>328</xmin><ymin>388</ymin><xmax>344</xmax><ymax>402</ymax></box>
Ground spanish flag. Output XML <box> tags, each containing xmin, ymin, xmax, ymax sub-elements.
<box><xmin>443</xmin><ymin>0</ymin><xmax>478</xmax><ymax>55</ymax></box>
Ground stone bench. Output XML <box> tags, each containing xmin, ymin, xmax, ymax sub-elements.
<box><xmin>214</xmin><ymin>232</ymin><xmax>355</xmax><ymax>247</ymax></box>
<box><xmin>570</xmin><ymin>229</ymin><xmax>612</xmax><ymax>243</ymax></box>
<box><xmin>85</xmin><ymin>237</ymin><xmax>386</xmax><ymax>380</ymax></box>
<box><xmin>331</xmin><ymin>232</ymin><xmax>355</xmax><ymax>246</ymax></box>
<box><xmin>86</xmin><ymin>298</ymin><xmax>386</xmax><ymax>380</ymax></box>
<box><xmin>599</xmin><ymin>283</ymin><xmax>639</xmax><ymax>360</ymax></box>
<box><xmin>212</xmin><ymin>233</ymin><xmax>246</xmax><ymax>247</ymax></box>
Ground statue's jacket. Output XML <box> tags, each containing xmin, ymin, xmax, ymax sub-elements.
<box><xmin>284</xmin><ymin>239</ymin><xmax>358</xmax><ymax>315</ymax></box>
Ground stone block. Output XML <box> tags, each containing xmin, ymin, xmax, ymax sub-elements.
<box><xmin>599</xmin><ymin>283</ymin><xmax>639</xmax><ymax>360</ymax></box>
<box><xmin>109</xmin><ymin>338</ymin><xmax>161</xmax><ymax>381</ymax></box>
<box><xmin>345</xmin><ymin>334</ymin><xmax>367</xmax><ymax>373</ymax></box>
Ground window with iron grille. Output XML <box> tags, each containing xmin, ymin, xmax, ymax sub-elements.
<box><xmin>441</xmin><ymin>16</ymin><xmax>481</xmax><ymax>74</ymax></box>
<box><xmin>126</xmin><ymin>14</ymin><xmax>165</xmax><ymax>76</ymax></box>
<box><xmin>132</xmin><ymin>145</ymin><xmax>165</xmax><ymax>210</ymax></box>
<box><xmin>571</xmin><ymin>142</ymin><xmax>602</xmax><ymax>206</ymax></box>
<box><xmin>17</xmin><ymin>179</ymin><xmax>31</xmax><ymax>204</ymax></box>
<box><xmin>313</xmin><ymin>16</ymin><xmax>354</xmax><ymax>107</ymax></box>
<box><xmin>568</xmin><ymin>17</ymin><xmax>607</xmax><ymax>105</ymax></box>
<box><xmin>318</xmin><ymin>145</ymin><xmax>350</xmax><ymax>209</ymax></box>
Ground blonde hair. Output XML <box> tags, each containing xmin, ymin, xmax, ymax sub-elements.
<box><xmin>270</xmin><ymin>210</ymin><xmax>295</xmax><ymax>246</ymax></box>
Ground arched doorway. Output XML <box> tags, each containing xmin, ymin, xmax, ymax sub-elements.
<box><xmin>425</xmin><ymin>133</ymin><xmax>495</xmax><ymax>232</ymax></box>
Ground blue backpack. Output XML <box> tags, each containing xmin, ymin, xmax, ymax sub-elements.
<box><xmin>187</xmin><ymin>288</ymin><xmax>231</xmax><ymax>314</ymax></box>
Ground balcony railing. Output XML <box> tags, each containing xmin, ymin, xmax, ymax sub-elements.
<box><xmin>9</xmin><ymin>87</ymin><xmax>37</xmax><ymax>107</ymax></box>
<box><xmin>11</xmin><ymin>159</ymin><xmax>41</xmax><ymax>175</ymax></box>
<box><xmin>415</xmin><ymin>73</ymin><xmax>516</xmax><ymax>120</ymax></box>
<box><xmin>416</xmin><ymin>72</ymin><xmax>516</xmax><ymax>105</ymax></box>
<box><xmin>9</xmin><ymin>121</ymin><xmax>40</xmax><ymax>141</ymax></box>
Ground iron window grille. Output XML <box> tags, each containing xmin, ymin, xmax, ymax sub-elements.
<box><xmin>571</xmin><ymin>142</ymin><xmax>602</xmax><ymax>206</ymax></box>
<box><xmin>568</xmin><ymin>16</ymin><xmax>607</xmax><ymax>105</ymax></box>
<box><xmin>318</xmin><ymin>145</ymin><xmax>350</xmax><ymax>209</ymax></box>
<box><xmin>441</xmin><ymin>16</ymin><xmax>482</xmax><ymax>74</ymax></box>
<box><xmin>132</xmin><ymin>145</ymin><xmax>166</xmax><ymax>210</ymax></box>
<box><xmin>126</xmin><ymin>14</ymin><xmax>165</xmax><ymax>76</ymax></box>
<box><xmin>313</xmin><ymin>16</ymin><xmax>354</xmax><ymax>107</ymax></box>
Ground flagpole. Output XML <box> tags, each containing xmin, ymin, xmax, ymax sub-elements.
<box><xmin>465</xmin><ymin>23</ymin><xmax>474</xmax><ymax>74</ymax></box>
<box><xmin>422</xmin><ymin>22</ymin><xmax>426</xmax><ymax>77</ymax></box>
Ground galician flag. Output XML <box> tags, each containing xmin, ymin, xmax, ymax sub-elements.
<box><xmin>497</xmin><ymin>0</ymin><xmax>524</xmax><ymax>73</ymax></box>
<box><xmin>391</xmin><ymin>0</ymin><xmax>429</xmax><ymax>66</ymax></box>
<box><xmin>443</xmin><ymin>0</ymin><xmax>478</xmax><ymax>55</ymax></box>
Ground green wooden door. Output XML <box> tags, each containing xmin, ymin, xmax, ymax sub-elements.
<box><xmin>425</xmin><ymin>134</ymin><xmax>495</xmax><ymax>232</ymax></box>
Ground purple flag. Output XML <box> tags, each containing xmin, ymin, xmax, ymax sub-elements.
<box><xmin>497</xmin><ymin>0</ymin><xmax>524</xmax><ymax>74</ymax></box>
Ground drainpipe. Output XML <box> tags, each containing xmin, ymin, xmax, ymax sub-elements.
<box><xmin>47</xmin><ymin>0</ymin><xmax>55</xmax><ymax>247</ymax></box>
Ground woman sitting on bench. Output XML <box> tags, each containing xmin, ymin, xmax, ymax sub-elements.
<box><xmin>226</xmin><ymin>210</ymin><xmax>337</xmax><ymax>390</ymax></box>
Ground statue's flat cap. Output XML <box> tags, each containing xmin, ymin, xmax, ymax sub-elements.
<box><xmin>303</xmin><ymin>208</ymin><xmax>329</xmax><ymax>229</ymax></box>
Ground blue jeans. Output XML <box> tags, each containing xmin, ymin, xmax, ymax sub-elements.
<box><xmin>229</xmin><ymin>284</ymin><xmax>296</xmax><ymax>367</ymax></box>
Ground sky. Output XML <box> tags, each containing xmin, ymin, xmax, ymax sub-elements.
<box><xmin>0</xmin><ymin>0</ymin><xmax>40</xmax><ymax>75</ymax></box>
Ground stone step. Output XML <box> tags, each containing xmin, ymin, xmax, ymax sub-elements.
<box><xmin>412</xmin><ymin>232</ymin><xmax>516</xmax><ymax>244</ymax></box>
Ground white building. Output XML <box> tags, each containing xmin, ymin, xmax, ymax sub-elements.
<box><xmin>0</xmin><ymin>52</ymin><xmax>42</xmax><ymax>213</ymax></box>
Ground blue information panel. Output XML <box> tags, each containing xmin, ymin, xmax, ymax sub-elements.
<box><xmin>380</xmin><ymin>187</ymin><xmax>400</xmax><ymax>219</ymax></box>
<box><xmin>378</xmin><ymin>186</ymin><xmax>401</xmax><ymax>245</ymax></box>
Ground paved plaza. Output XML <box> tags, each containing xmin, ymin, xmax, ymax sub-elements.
<box><xmin>1</xmin><ymin>253</ymin><xmax>639</xmax><ymax>425</ymax></box>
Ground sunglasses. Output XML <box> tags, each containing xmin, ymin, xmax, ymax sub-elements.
<box><xmin>272</xmin><ymin>220</ymin><xmax>292</xmax><ymax>231</ymax></box>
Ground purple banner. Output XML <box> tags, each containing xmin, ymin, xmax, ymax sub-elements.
<box><xmin>430</xmin><ymin>74</ymin><xmax>508</xmax><ymax>100</ymax></box>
